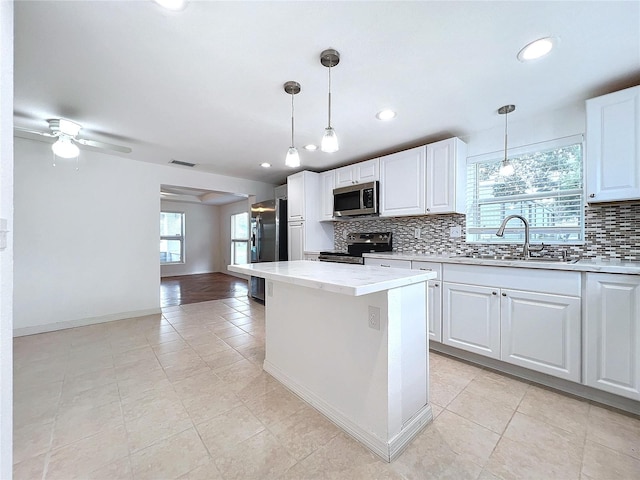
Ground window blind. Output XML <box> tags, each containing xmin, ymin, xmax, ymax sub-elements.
<box><xmin>466</xmin><ymin>136</ymin><xmax>584</xmax><ymax>244</ymax></box>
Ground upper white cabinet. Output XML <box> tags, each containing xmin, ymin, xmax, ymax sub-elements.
<box><xmin>586</xmin><ymin>85</ymin><xmax>640</xmax><ymax>203</ymax></box>
<box><xmin>334</xmin><ymin>158</ymin><xmax>380</xmax><ymax>188</ymax></box>
<box><xmin>584</xmin><ymin>273</ymin><xmax>640</xmax><ymax>401</ymax></box>
<box><xmin>320</xmin><ymin>171</ymin><xmax>335</xmax><ymax>221</ymax></box>
<box><xmin>426</xmin><ymin>137</ymin><xmax>467</xmax><ymax>214</ymax></box>
<box><xmin>380</xmin><ymin>146</ymin><xmax>426</xmax><ymax>217</ymax></box>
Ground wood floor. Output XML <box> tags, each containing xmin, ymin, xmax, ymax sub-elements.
<box><xmin>160</xmin><ymin>272</ymin><xmax>248</xmax><ymax>307</ymax></box>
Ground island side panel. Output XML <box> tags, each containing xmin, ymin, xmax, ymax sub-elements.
<box><xmin>264</xmin><ymin>281</ymin><xmax>391</xmax><ymax>446</ymax></box>
<box><xmin>262</xmin><ymin>279</ymin><xmax>429</xmax><ymax>460</ymax></box>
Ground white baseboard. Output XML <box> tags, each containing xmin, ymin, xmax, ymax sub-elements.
<box><xmin>264</xmin><ymin>360</ymin><xmax>433</xmax><ymax>463</ymax></box>
<box><xmin>13</xmin><ymin>308</ymin><xmax>162</xmax><ymax>337</ymax></box>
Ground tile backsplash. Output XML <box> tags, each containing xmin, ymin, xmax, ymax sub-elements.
<box><xmin>333</xmin><ymin>202</ymin><xmax>640</xmax><ymax>261</ymax></box>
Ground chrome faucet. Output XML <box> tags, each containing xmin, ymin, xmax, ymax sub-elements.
<box><xmin>495</xmin><ymin>215</ymin><xmax>545</xmax><ymax>258</ymax></box>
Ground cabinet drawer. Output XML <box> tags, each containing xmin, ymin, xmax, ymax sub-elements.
<box><xmin>364</xmin><ymin>258</ymin><xmax>411</xmax><ymax>269</ymax></box>
<box><xmin>442</xmin><ymin>263</ymin><xmax>580</xmax><ymax>297</ymax></box>
<box><xmin>411</xmin><ymin>261</ymin><xmax>442</xmax><ymax>279</ymax></box>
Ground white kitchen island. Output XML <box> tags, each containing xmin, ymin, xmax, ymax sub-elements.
<box><xmin>227</xmin><ymin>260</ymin><xmax>436</xmax><ymax>462</ymax></box>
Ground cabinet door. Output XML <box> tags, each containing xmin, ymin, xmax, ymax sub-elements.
<box><xmin>320</xmin><ymin>171</ymin><xmax>335</xmax><ymax>220</ymax></box>
<box><xmin>501</xmin><ymin>289</ymin><xmax>581</xmax><ymax>382</ymax></box>
<box><xmin>287</xmin><ymin>173</ymin><xmax>305</xmax><ymax>220</ymax></box>
<box><xmin>334</xmin><ymin>165</ymin><xmax>356</xmax><ymax>188</ymax></box>
<box><xmin>379</xmin><ymin>147</ymin><xmax>426</xmax><ymax>217</ymax></box>
<box><xmin>287</xmin><ymin>222</ymin><xmax>305</xmax><ymax>261</ymax></box>
<box><xmin>356</xmin><ymin>158</ymin><xmax>380</xmax><ymax>183</ymax></box>
<box><xmin>584</xmin><ymin>274</ymin><xmax>640</xmax><ymax>401</ymax></box>
<box><xmin>442</xmin><ymin>282</ymin><xmax>500</xmax><ymax>359</ymax></box>
<box><xmin>586</xmin><ymin>86</ymin><xmax>640</xmax><ymax>202</ymax></box>
<box><xmin>426</xmin><ymin>138</ymin><xmax>465</xmax><ymax>214</ymax></box>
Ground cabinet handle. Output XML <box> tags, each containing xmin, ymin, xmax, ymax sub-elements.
<box><xmin>492</xmin><ymin>291</ymin><xmax>497</xmax><ymax>295</ymax></box>
<box><xmin>381</xmin><ymin>264</ymin><xmax>391</xmax><ymax>267</ymax></box>
<box><xmin>419</xmin><ymin>268</ymin><xmax>432</xmax><ymax>271</ymax></box>
<box><xmin>589</xmin><ymin>193</ymin><xmax>595</xmax><ymax>198</ymax></box>
<box><xmin>434</xmin><ymin>283</ymin><xmax>439</xmax><ymax>287</ymax></box>
<box><xmin>426</xmin><ymin>208</ymin><xmax>431</xmax><ymax>212</ymax></box>
<box><xmin>502</xmin><ymin>292</ymin><xmax>507</xmax><ymax>297</ymax></box>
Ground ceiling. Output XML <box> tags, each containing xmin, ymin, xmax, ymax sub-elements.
<box><xmin>13</xmin><ymin>1</ymin><xmax>640</xmax><ymax>186</ymax></box>
<box><xmin>160</xmin><ymin>185</ymin><xmax>248</xmax><ymax>206</ymax></box>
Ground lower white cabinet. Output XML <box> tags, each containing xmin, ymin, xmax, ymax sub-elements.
<box><xmin>584</xmin><ymin>273</ymin><xmax>640</xmax><ymax>400</ymax></box>
<box><xmin>442</xmin><ymin>264</ymin><xmax>582</xmax><ymax>381</ymax></box>
<box><xmin>443</xmin><ymin>282</ymin><xmax>501</xmax><ymax>359</ymax></box>
<box><xmin>413</xmin><ymin>261</ymin><xmax>442</xmax><ymax>343</ymax></box>
<box><xmin>501</xmin><ymin>289</ymin><xmax>581</xmax><ymax>382</ymax></box>
<box><xmin>288</xmin><ymin>222</ymin><xmax>304</xmax><ymax>261</ymax></box>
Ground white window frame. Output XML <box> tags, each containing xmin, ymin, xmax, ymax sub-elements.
<box><xmin>160</xmin><ymin>211</ymin><xmax>185</xmax><ymax>264</ymax></box>
<box><xmin>231</xmin><ymin>212</ymin><xmax>249</xmax><ymax>265</ymax></box>
<box><xmin>466</xmin><ymin>135</ymin><xmax>585</xmax><ymax>244</ymax></box>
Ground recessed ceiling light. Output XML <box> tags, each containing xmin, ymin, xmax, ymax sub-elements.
<box><xmin>376</xmin><ymin>109</ymin><xmax>397</xmax><ymax>121</ymax></box>
<box><xmin>304</xmin><ymin>144</ymin><xmax>318</xmax><ymax>151</ymax></box>
<box><xmin>153</xmin><ymin>0</ymin><xmax>188</xmax><ymax>11</ymax></box>
<box><xmin>260</xmin><ymin>162</ymin><xmax>271</xmax><ymax>168</ymax></box>
<box><xmin>517</xmin><ymin>37</ymin><xmax>556</xmax><ymax>62</ymax></box>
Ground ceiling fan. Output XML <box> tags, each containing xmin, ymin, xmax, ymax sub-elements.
<box><xmin>15</xmin><ymin>118</ymin><xmax>132</xmax><ymax>158</ymax></box>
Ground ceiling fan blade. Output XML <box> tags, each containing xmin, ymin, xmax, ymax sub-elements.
<box><xmin>14</xmin><ymin>126</ymin><xmax>56</xmax><ymax>137</ymax></box>
<box><xmin>75</xmin><ymin>138</ymin><xmax>132</xmax><ymax>154</ymax></box>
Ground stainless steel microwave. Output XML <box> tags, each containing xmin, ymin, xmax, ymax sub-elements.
<box><xmin>333</xmin><ymin>181</ymin><xmax>379</xmax><ymax>217</ymax></box>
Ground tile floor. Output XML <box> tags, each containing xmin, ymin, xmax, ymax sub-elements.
<box><xmin>12</xmin><ymin>296</ymin><xmax>640</xmax><ymax>480</ymax></box>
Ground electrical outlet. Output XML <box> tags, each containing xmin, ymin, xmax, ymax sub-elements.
<box><xmin>414</xmin><ymin>227</ymin><xmax>421</xmax><ymax>239</ymax></box>
<box><xmin>450</xmin><ymin>226</ymin><xmax>461</xmax><ymax>238</ymax></box>
<box><xmin>368</xmin><ymin>306</ymin><xmax>380</xmax><ymax>330</ymax></box>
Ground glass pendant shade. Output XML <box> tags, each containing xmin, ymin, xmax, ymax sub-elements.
<box><xmin>52</xmin><ymin>136</ymin><xmax>80</xmax><ymax>158</ymax></box>
<box><xmin>285</xmin><ymin>146</ymin><xmax>300</xmax><ymax>168</ymax></box>
<box><xmin>321</xmin><ymin>127</ymin><xmax>339</xmax><ymax>153</ymax></box>
<box><xmin>499</xmin><ymin>159</ymin><xmax>514</xmax><ymax>176</ymax></box>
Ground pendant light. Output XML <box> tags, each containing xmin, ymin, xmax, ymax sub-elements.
<box><xmin>320</xmin><ymin>49</ymin><xmax>340</xmax><ymax>153</ymax></box>
<box><xmin>498</xmin><ymin>105</ymin><xmax>515</xmax><ymax>176</ymax></box>
<box><xmin>284</xmin><ymin>81</ymin><xmax>301</xmax><ymax>168</ymax></box>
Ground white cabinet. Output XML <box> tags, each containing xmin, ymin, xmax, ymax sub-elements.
<box><xmin>413</xmin><ymin>261</ymin><xmax>442</xmax><ymax>343</ymax></box>
<box><xmin>584</xmin><ymin>273</ymin><xmax>640</xmax><ymax>401</ymax></box>
<box><xmin>442</xmin><ymin>264</ymin><xmax>581</xmax><ymax>380</ymax></box>
<box><xmin>288</xmin><ymin>222</ymin><xmax>304</xmax><ymax>261</ymax></box>
<box><xmin>425</xmin><ymin>137</ymin><xmax>467</xmax><ymax>214</ymax></box>
<box><xmin>334</xmin><ymin>158</ymin><xmax>380</xmax><ymax>188</ymax></box>
<box><xmin>586</xmin><ymin>85</ymin><xmax>640</xmax><ymax>203</ymax></box>
<box><xmin>287</xmin><ymin>170</ymin><xmax>334</xmax><ymax>254</ymax></box>
<box><xmin>320</xmin><ymin>171</ymin><xmax>335</xmax><ymax>221</ymax></box>
<box><xmin>379</xmin><ymin>146</ymin><xmax>426</xmax><ymax>217</ymax></box>
<box><xmin>364</xmin><ymin>258</ymin><xmax>411</xmax><ymax>269</ymax></box>
<box><xmin>501</xmin><ymin>289</ymin><xmax>581</xmax><ymax>382</ymax></box>
<box><xmin>443</xmin><ymin>282</ymin><xmax>501</xmax><ymax>359</ymax></box>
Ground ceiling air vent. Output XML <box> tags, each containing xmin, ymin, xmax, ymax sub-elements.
<box><xmin>169</xmin><ymin>159</ymin><xmax>196</xmax><ymax>167</ymax></box>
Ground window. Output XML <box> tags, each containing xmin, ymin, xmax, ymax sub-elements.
<box><xmin>160</xmin><ymin>211</ymin><xmax>184</xmax><ymax>264</ymax></box>
<box><xmin>466</xmin><ymin>135</ymin><xmax>584</xmax><ymax>244</ymax></box>
<box><xmin>231</xmin><ymin>212</ymin><xmax>249</xmax><ymax>265</ymax></box>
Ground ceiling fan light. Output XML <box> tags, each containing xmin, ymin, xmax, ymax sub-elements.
<box><xmin>321</xmin><ymin>127</ymin><xmax>339</xmax><ymax>153</ymax></box>
<box><xmin>52</xmin><ymin>136</ymin><xmax>80</xmax><ymax>158</ymax></box>
<box><xmin>285</xmin><ymin>147</ymin><xmax>300</xmax><ymax>168</ymax></box>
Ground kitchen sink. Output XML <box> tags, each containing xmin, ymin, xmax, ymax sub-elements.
<box><xmin>451</xmin><ymin>254</ymin><xmax>579</xmax><ymax>264</ymax></box>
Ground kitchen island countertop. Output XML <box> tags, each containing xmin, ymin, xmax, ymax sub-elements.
<box><xmin>228</xmin><ymin>260</ymin><xmax>435</xmax><ymax>296</ymax></box>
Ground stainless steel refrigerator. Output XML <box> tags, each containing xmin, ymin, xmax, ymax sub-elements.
<box><xmin>250</xmin><ymin>198</ymin><xmax>287</xmax><ymax>302</ymax></box>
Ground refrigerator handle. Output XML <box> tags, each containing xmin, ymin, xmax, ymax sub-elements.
<box><xmin>256</xmin><ymin>216</ymin><xmax>262</xmax><ymax>261</ymax></box>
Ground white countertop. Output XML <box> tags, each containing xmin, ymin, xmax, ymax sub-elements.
<box><xmin>228</xmin><ymin>261</ymin><xmax>436</xmax><ymax>296</ymax></box>
<box><xmin>362</xmin><ymin>252</ymin><xmax>640</xmax><ymax>275</ymax></box>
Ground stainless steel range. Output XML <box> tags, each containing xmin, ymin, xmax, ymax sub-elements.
<box><xmin>318</xmin><ymin>232</ymin><xmax>392</xmax><ymax>264</ymax></box>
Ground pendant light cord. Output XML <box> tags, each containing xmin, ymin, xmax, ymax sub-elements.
<box><xmin>504</xmin><ymin>109</ymin><xmax>508</xmax><ymax>163</ymax></box>
<box><xmin>327</xmin><ymin>63</ymin><xmax>332</xmax><ymax>128</ymax></box>
<box><xmin>291</xmin><ymin>93</ymin><xmax>295</xmax><ymax>147</ymax></box>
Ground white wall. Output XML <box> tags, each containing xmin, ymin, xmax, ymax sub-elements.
<box><xmin>462</xmin><ymin>102</ymin><xmax>585</xmax><ymax>157</ymax></box>
<box><xmin>220</xmin><ymin>198</ymin><xmax>254</xmax><ymax>279</ymax></box>
<box><xmin>13</xmin><ymin>137</ymin><xmax>275</xmax><ymax>335</ymax></box>
<box><xmin>0</xmin><ymin>1</ymin><xmax>12</xmax><ymax>474</ymax></box>
<box><xmin>160</xmin><ymin>200</ymin><xmax>221</xmax><ymax>277</ymax></box>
